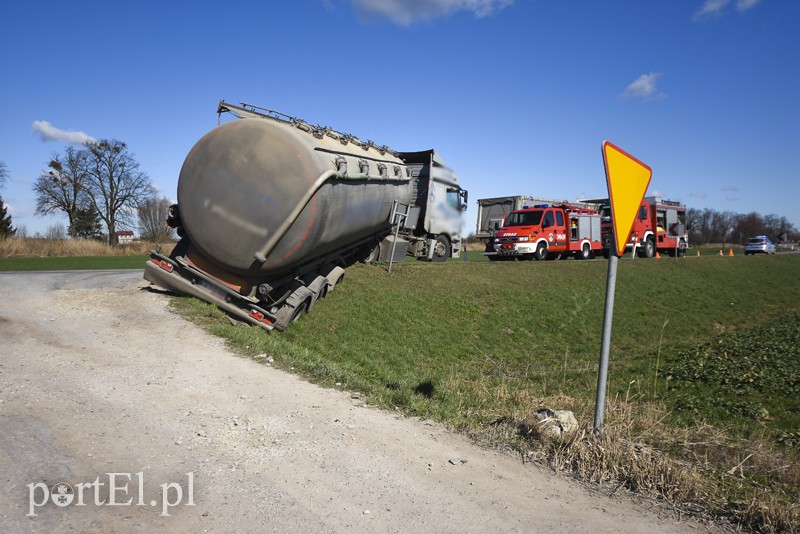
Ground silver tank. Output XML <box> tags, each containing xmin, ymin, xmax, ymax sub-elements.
<box><xmin>177</xmin><ymin>117</ymin><xmax>413</xmax><ymax>276</ymax></box>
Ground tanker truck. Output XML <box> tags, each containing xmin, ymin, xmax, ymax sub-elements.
<box><xmin>144</xmin><ymin>101</ymin><xmax>468</xmax><ymax>331</ymax></box>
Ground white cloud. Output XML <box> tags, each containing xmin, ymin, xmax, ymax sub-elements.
<box><xmin>32</xmin><ymin>121</ymin><xmax>95</xmax><ymax>145</ymax></box>
<box><xmin>693</xmin><ymin>0</ymin><xmax>760</xmax><ymax>20</ymax></box>
<box><xmin>619</xmin><ymin>72</ymin><xmax>666</xmax><ymax>101</ymax></box>
<box><xmin>736</xmin><ymin>0</ymin><xmax>760</xmax><ymax>12</ymax></box>
<box><xmin>352</xmin><ymin>0</ymin><xmax>513</xmax><ymax>25</ymax></box>
<box><xmin>694</xmin><ymin>0</ymin><xmax>729</xmax><ymax>20</ymax></box>
<box><xmin>689</xmin><ymin>191</ymin><xmax>708</xmax><ymax>199</ymax></box>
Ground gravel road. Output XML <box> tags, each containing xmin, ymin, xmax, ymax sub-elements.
<box><xmin>0</xmin><ymin>270</ymin><xmax>720</xmax><ymax>533</ymax></box>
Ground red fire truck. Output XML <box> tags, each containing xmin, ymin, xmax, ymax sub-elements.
<box><xmin>596</xmin><ymin>196</ymin><xmax>689</xmax><ymax>257</ymax></box>
<box><xmin>486</xmin><ymin>203</ymin><xmax>603</xmax><ymax>261</ymax></box>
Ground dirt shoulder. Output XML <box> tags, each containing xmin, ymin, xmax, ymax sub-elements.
<box><xmin>0</xmin><ymin>270</ymin><xmax>721</xmax><ymax>533</ymax></box>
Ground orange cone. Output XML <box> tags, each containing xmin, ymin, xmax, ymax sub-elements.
<box><xmin>655</xmin><ymin>251</ymin><xmax>661</xmax><ymax>258</ymax></box>
<box><xmin>728</xmin><ymin>248</ymin><xmax>734</xmax><ymax>256</ymax></box>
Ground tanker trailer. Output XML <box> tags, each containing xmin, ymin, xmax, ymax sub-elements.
<box><xmin>144</xmin><ymin>100</ymin><xmax>468</xmax><ymax>331</ymax></box>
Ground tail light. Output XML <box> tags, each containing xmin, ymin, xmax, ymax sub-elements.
<box><xmin>249</xmin><ymin>309</ymin><xmax>273</xmax><ymax>325</ymax></box>
<box><xmin>151</xmin><ymin>258</ymin><xmax>174</xmax><ymax>273</ymax></box>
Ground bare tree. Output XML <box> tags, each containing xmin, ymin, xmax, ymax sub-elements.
<box><xmin>733</xmin><ymin>212</ymin><xmax>763</xmax><ymax>243</ymax></box>
<box><xmin>33</xmin><ymin>147</ymin><xmax>90</xmax><ymax>238</ymax></box>
<box><xmin>138</xmin><ymin>196</ymin><xmax>176</xmax><ymax>242</ymax></box>
<box><xmin>83</xmin><ymin>140</ymin><xmax>154</xmax><ymax>245</ymax></box>
<box><xmin>0</xmin><ymin>161</ymin><xmax>10</xmax><ymax>238</ymax></box>
<box><xmin>0</xmin><ymin>160</ymin><xmax>8</xmax><ymax>190</ymax></box>
<box><xmin>45</xmin><ymin>223</ymin><xmax>67</xmax><ymax>240</ymax></box>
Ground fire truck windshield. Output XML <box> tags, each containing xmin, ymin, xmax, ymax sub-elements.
<box><xmin>504</xmin><ymin>211</ymin><xmax>543</xmax><ymax>227</ymax></box>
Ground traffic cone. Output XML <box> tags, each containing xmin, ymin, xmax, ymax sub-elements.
<box><xmin>696</xmin><ymin>250</ymin><xmax>701</xmax><ymax>257</ymax></box>
<box><xmin>655</xmin><ymin>251</ymin><xmax>661</xmax><ymax>258</ymax></box>
<box><xmin>729</xmin><ymin>248</ymin><xmax>734</xmax><ymax>256</ymax></box>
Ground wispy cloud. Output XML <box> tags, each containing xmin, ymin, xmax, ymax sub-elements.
<box><xmin>735</xmin><ymin>0</ymin><xmax>761</xmax><ymax>12</ymax></box>
<box><xmin>722</xmin><ymin>186</ymin><xmax>740</xmax><ymax>192</ymax></box>
<box><xmin>32</xmin><ymin>121</ymin><xmax>95</xmax><ymax>145</ymax></box>
<box><xmin>693</xmin><ymin>0</ymin><xmax>760</xmax><ymax>21</ymax></box>
<box><xmin>620</xmin><ymin>73</ymin><xmax>666</xmax><ymax>101</ymax></box>
<box><xmin>689</xmin><ymin>191</ymin><xmax>708</xmax><ymax>199</ymax></box>
<box><xmin>351</xmin><ymin>0</ymin><xmax>513</xmax><ymax>25</ymax></box>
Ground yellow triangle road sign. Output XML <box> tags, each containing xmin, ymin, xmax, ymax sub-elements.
<box><xmin>602</xmin><ymin>141</ymin><xmax>652</xmax><ymax>257</ymax></box>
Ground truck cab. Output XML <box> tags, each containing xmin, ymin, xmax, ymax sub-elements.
<box><xmin>395</xmin><ymin>150</ymin><xmax>468</xmax><ymax>262</ymax></box>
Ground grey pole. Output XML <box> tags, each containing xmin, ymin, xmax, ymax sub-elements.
<box><xmin>594</xmin><ymin>241</ymin><xmax>619</xmax><ymax>435</ymax></box>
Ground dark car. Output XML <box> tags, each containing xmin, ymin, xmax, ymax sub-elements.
<box><xmin>744</xmin><ymin>236</ymin><xmax>776</xmax><ymax>255</ymax></box>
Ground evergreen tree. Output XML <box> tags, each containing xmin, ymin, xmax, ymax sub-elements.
<box><xmin>69</xmin><ymin>205</ymin><xmax>103</xmax><ymax>239</ymax></box>
<box><xmin>0</xmin><ymin>196</ymin><xmax>14</xmax><ymax>238</ymax></box>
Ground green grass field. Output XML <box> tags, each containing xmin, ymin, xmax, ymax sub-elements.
<box><xmin>172</xmin><ymin>252</ymin><xmax>800</xmax><ymax>531</ymax></box>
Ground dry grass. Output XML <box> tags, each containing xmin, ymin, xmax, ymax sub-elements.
<box><xmin>0</xmin><ymin>237</ymin><xmax>175</xmax><ymax>258</ymax></box>
<box><xmin>437</xmin><ymin>373</ymin><xmax>798</xmax><ymax>533</ymax></box>
<box><xmin>518</xmin><ymin>402</ymin><xmax>799</xmax><ymax>532</ymax></box>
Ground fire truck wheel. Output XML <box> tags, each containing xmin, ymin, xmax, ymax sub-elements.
<box><xmin>638</xmin><ymin>237</ymin><xmax>655</xmax><ymax>258</ymax></box>
<box><xmin>533</xmin><ymin>242</ymin><xmax>548</xmax><ymax>261</ymax></box>
<box><xmin>577</xmin><ymin>243</ymin><xmax>591</xmax><ymax>260</ymax></box>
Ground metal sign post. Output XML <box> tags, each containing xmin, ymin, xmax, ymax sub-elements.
<box><xmin>594</xmin><ymin>239</ymin><xmax>619</xmax><ymax>434</ymax></box>
<box><xmin>593</xmin><ymin>141</ymin><xmax>652</xmax><ymax>435</ymax></box>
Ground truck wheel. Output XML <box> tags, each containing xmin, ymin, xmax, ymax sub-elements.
<box><xmin>577</xmin><ymin>243</ymin><xmax>591</xmax><ymax>260</ymax></box>
<box><xmin>431</xmin><ymin>235</ymin><xmax>450</xmax><ymax>263</ymax></box>
<box><xmin>533</xmin><ymin>242</ymin><xmax>548</xmax><ymax>261</ymax></box>
<box><xmin>638</xmin><ymin>237</ymin><xmax>655</xmax><ymax>258</ymax></box>
<box><xmin>289</xmin><ymin>300</ymin><xmax>309</xmax><ymax>323</ymax></box>
<box><xmin>359</xmin><ymin>242</ymin><xmax>380</xmax><ymax>264</ymax></box>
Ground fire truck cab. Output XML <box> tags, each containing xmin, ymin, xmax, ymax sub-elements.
<box><xmin>487</xmin><ymin>203</ymin><xmax>602</xmax><ymax>261</ymax></box>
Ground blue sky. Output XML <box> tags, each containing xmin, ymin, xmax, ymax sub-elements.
<box><xmin>1</xmin><ymin>0</ymin><xmax>798</xmax><ymax>237</ymax></box>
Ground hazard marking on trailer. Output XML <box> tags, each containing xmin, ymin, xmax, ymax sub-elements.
<box><xmin>602</xmin><ymin>141</ymin><xmax>652</xmax><ymax>257</ymax></box>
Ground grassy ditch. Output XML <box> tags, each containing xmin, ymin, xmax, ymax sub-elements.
<box><xmin>166</xmin><ymin>253</ymin><xmax>798</xmax><ymax>531</ymax></box>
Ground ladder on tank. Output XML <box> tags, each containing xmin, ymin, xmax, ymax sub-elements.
<box><xmin>388</xmin><ymin>201</ymin><xmax>419</xmax><ymax>273</ymax></box>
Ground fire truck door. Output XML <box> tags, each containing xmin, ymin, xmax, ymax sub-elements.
<box><xmin>542</xmin><ymin>209</ymin><xmax>567</xmax><ymax>249</ymax></box>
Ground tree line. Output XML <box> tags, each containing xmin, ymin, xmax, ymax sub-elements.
<box><xmin>686</xmin><ymin>207</ymin><xmax>797</xmax><ymax>246</ymax></box>
<box><xmin>0</xmin><ymin>141</ymin><xmax>174</xmax><ymax>243</ymax></box>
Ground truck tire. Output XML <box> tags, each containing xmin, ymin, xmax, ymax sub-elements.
<box><xmin>274</xmin><ymin>287</ymin><xmax>314</xmax><ymax>330</ymax></box>
<box><xmin>577</xmin><ymin>243</ymin><xmax>591</xmax><ymax>260</ymax></box>
<box><xmin>359</xmin><ymin>242</ymin><xmax>381</xmax><ymax>264</ymax></box>
<box><xmin>431</xmin><ymin>235</ymin><xmax>450</xmax><ymax>263</ymax></box>
<box><xmin>638</xmin><ymin>237</ymin><xmax>655</xmax><ymax>258</ymax></box>
<box><xmin>533</xmin><ymin>242</ymin><xmax>548</xmax><ymax>261</ymax></box>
